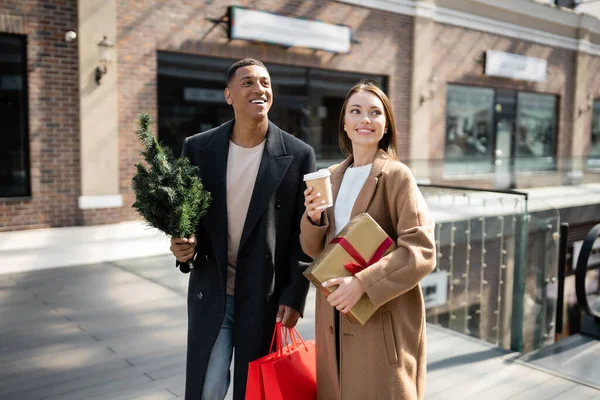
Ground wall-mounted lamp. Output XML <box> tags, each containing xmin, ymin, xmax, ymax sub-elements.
<box><xmin>419</xmin><ymin>75</ymin><xmax>439</xmax><ymax>105</ymax></box>
<box><xmin>95</xmin><ymin>35</ymin><xmax>115</xmax><ymax>85</ymax></box>
<box><xmin>579</xmin><ymin>93</ymin><xmax>593</xmax><ymax>116</ymax></box>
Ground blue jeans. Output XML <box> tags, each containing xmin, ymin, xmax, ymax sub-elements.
<box><xmin>202</xmin><ymin>295</ymin><xmax>235</xmax><ymax>400</ymax></box>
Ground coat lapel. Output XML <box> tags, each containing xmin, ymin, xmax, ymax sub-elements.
<box><xmin>325</xmin><ymin>156</ymin><xmax>352</xmax><ymax>240</ymax></box>
<box><xmin>326</xmin><ymin>149</ymin><xmax>391</xmax><ymax>239</ymax></box>
<box><xmin>198</xmin><ymin>120</ymin><xmax>233</xmax><ymax>270</ymax></box>
<box><xmin>238</xmin><ymin>121</ymin><xmax>293</xmax><ymax>252</ymax></box>
<box><xmin>350</xmin><ymin>149</ymin><xmax>390</xmax><ymax>218</ymax></box>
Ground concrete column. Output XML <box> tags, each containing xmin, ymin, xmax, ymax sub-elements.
<box><xmin>568</xmin><ymin>27</ymin><xmax>593</xmax><ymax>183</ymax></box>
<box><xmin>410</xmin><ymin>1</ymin><xmax>436</xmax><ymax>182</ymax></box>
<box><xmin>77</xmin><ymin>0</ymin><xmax>121</xmax><ymax>210</ymax></box>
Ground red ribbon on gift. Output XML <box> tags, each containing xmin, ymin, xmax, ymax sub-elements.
<box><xmin>330</xmin><ymin>236</ymin><xmax>394</xmax><ymax>275</ymax></box>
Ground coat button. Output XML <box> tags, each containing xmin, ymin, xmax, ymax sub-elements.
<box><xmin>275</xmin><ymin>200</ymin><xmax>281</xmax><ymax>209</ymax></box>
<box><xmin>197</xmin><ymin>292</ymin><xmax>204</xmax><ymax>300</ymax></box>
<box><xmin>328</xmin><ymin>326</ymin><xmax>334</xmax><ymax>334</ymax></box>
<box><xmin>205</xmin><ymin>255</ymin><xmax>210</xmax><ymax>263</ymax></box>
<box><xmin>265</xmin><ymin>254</ymin><xmax>271</xmax><ymax>261</ymax></box>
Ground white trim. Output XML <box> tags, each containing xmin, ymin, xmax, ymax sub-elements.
<box><xmin>335</xmin><ymin>0</ymin><xmax>600</xmax><ymax>56</ymax></box>
<box><xmin>473</xmin><ymin>0</ymin><xmax>580</xmax><ymax>28</ymax></box>
<box><xmin>335</xmin><ymin>0</ymin><xmax>417</xmax><ymax>16</ymax></box>
<box><xmin>414</xmin><ymin>1</ymin><xmax>436</xmax><ymax>19</ymax></box>
<box><xmin>435</xmin><ymin>7</ymin><xmax>579</xmax><ymax>51</ymax></box>
<box><xmin>578</xmin><ymin>39</ymin><xmax>600</xmax><ymax>57</ymax></box>
<box><xmin>78</xmin><ymin>194</ymin><xmax>123</xmax><ymax>210</ymax></box>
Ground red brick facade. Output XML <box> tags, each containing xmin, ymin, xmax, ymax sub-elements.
<box><xmin>116</xmin><ymin>0</ymin><xmax>414</xmax><ymax>222</ymax></box>
<box><xmin>430</xmin><ymin>23</ymin><xmax>576</xmax><ymax>160</ymax></box>
<box><xmin>1</xmin><ymin>1</ymin><xmax>599</xmax><ymax>231</ymax></box>
<box><xmin>0</xmin><ymin>0</ymin><xmax>80</xmax><ymax>231</ymax></box>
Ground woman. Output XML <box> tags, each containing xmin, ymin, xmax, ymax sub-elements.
<box><xmin>300</xmin><ymin>82</ymin><xmax>436</xmax><ymax>400</ymax></box>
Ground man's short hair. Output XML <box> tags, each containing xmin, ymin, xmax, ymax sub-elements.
<box><xmin>226</xmin><ymin>58</ymin><xmax>268</xmax><ymax>85</ymax></box>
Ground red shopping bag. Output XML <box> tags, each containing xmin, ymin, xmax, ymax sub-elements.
<box><xmin>245</xmin><ymin>323</ymin><xmax>316</xmax><ymax>400</ymax></box>
<box><xmin>262</xmin><ymin>327</ymin><xmax>316</xmax><ymax>400</ymax></box>
<box><xmin>246</xmin><ymin>324</ymin><xmax>284</xmax><ymax>400</ymax></box>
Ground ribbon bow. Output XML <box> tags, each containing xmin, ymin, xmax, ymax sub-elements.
<box><xmin>330</xmin><ymin>236</ymin><xmax>394</xmax><ymax>275</ymax></box>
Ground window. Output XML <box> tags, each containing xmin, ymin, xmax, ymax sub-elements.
<box><xmin>157</xmin><ymin>53</ymin><xmax>385</xmax><ymax>160</ymax></box>
<box><xmin>444</xmin><ymin>84</ymin><xmax>558</xmax><ymax>176</ymax></box>
<box><xmin>0</xmin><ymin>34</ymin><xmax>29</xmax><ymax>198</ymax></box>
<box><xmin>515</xmin><ymin>92</ymin><xmax>557</xmax><ymax>171</ymax></box>
<box><xmin>444</xmin><ymin>85</ymin><xmax>495</xmax><ymax>174</ymax></box>
<box><xmin>591</xmin><ymin>99</ymin><xmax>600</xmax><ymax>158</ymax></box>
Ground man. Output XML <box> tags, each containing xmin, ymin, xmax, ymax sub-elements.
<box><xmin>170</xmin><ymin>58</ymin><xmax>315</xmax><ymax>400</ymax></box>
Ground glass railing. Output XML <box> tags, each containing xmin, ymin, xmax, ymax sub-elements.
<box><xmin>406</xmin><ymin>156</ymin><xmax>600</xmax><ymax>189</ymax></box>
<box><xmin>316</xmin><ymin>156</ymin><xmax>600</xmax><ymax>189</ymax></box>
<box><xmin>420</xmin><ymin>185</ymin><xmax>561</xmax><ymax>352</ymax></box>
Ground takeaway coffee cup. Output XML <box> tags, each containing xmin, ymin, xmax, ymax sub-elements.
<box><xmin>303</xmin><ymin>169</ymin><xmax>333</xmax><ymax>210</ymax></box>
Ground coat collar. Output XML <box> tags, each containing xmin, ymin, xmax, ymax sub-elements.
<box><xmin>325</xmin><ymin>149</ymin><xmax>391</xmax><ymax>237</ymax></box>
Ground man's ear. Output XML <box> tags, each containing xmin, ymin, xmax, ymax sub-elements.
<box><xmin>224</xmin><ymin>87</ymin><xmax>232</xmax><ymax>105</ymax></box>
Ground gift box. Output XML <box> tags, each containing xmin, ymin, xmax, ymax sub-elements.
<box><xmin>303</xmin><ymin>213</ymin><xmax>397</xmax><ymax>325</ymax></box>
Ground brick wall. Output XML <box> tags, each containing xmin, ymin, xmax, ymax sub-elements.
<box><xmin>429</xmin><ymin>23</ymin><xmax>576</xmax><ymax>160</ymax></box>
<box><xmin>117</xmin><ymin>0</ymin><xmax>414</xmax><ymax>221</ymax></box>
<box><xmin>0</xmin><ymin>0</ymin><xmax>80</xmax><ymax>232</ymax></box>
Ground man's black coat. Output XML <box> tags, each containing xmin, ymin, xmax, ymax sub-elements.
<box><xmin>178</xmin><ymin>120</ymin><xmax>315</xmax><ymax>399</ymax></box>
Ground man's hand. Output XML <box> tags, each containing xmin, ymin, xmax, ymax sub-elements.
<box><xmin>323</xmin><ymin>276</ymin><xmax>366</xmax><ymax>314</ymax></box>
<box><xmin>170</xmin><ymin>234</ymin><xmax>196</xmax><ymax>263</ymax></box>
<box><xmin>276</xmin><ymin>305</ymin><xmax>300</xmax><ymax>328</ymax></box>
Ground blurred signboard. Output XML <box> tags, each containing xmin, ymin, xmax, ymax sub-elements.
<box><xmin>485</xmin><ymin>50</ymin><xmax>547</xmax><ymax>82</ymax></box>
<box><xmin>184</xmin><ymin>88</ymin><xmax>225</xmax><ymax>103</ymax></box>
<box><xmin>229</xmin><ymin>7</ymin><xmax>351</xmax><ymax>53</ymax></box>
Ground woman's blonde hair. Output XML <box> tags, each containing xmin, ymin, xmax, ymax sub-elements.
<box><xmin>338</xmin><ymin>81</ymin><xmax>398</xmax><ymax>160</ymax></box>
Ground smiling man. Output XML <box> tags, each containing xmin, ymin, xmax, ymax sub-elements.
<box><xmin>169</xmin><ymin>59</ymin><xmax>316</xmax><ymax>400</ymax></box>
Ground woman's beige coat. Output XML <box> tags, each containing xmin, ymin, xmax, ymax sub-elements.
<box><xmin>300</xmin><ymin>149</ymin><xmax>436</xmax><ymax>400</ymax></box>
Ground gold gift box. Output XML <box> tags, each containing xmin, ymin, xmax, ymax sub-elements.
<box><xmin>303</xmin><ymin>213</ymin><xmax>397</xmax><ymax>325</ymax></box>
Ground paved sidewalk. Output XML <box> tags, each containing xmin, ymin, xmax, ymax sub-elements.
<box><xmin>0</xmin><ymin>220</ymin><xmax>171</xmax><ymax>275</ymax></box>
<box><xmin>2</xmin><ymin>254</ymin><xmax>599</xmax><ymax>399</ymax></box>
<box><xmin>1</xmin><ymin>219</ymin><xmax>600</xmax><ymax>399</ymax></box>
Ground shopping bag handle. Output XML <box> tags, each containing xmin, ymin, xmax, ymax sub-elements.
<box><xmin>269</xmin><ymin>323</ymin><xmax>309</xmax><ymax>355</ymax></box>
<box><xmin>289</xmin><ymin>327</ymin><xmax>309</xmax><ymax>352</ymax></box>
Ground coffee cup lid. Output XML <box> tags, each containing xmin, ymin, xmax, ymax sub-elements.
<box><xmin>303</xmin><ymin>169</ymin><xmax>331</xmax><ymax>181</ymax></box>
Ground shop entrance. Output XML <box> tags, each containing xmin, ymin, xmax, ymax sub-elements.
<box><xmin>156</xmin><ymin>52</ymin><xmax>386</xmax><ymax>162</ymax></box>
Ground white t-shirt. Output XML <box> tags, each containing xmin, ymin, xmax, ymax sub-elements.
<box><xmin>334</xmin><ymin>164</ymin><xmax>372</xmax><ymax>235</ymax></box>
<box><xmin>226</xmin><ymin>139</ymin><xmax>266</xmax><ymax>295</ymax></box>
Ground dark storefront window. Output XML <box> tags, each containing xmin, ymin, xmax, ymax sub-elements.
<box><xmin>445</xmin><ymin>85</ymin><xmax>495</xmax><ymax>174</ymax></box>
<box><xmin>157</xmin><ymin>53</ymin><xmax>385</xmax><ymax>160</ymax></box>
<box><xmin>444</xmin><ymin>84</ymin><xmax>558</xmax><ymax>180</ymax></box>
<box><xmin>591</xmin><ymin>100</ymin><xmax>600</xmax><ymax>161</ymax></box>
<box><xmin>0</xmin><ymin>34</ymin><xmax>29</xmax><ymax>198</ymax></box>
<box><xmin>515</xmin><ymin>92</ymin><xmax>557</xmax><ymax>171</ymax></box>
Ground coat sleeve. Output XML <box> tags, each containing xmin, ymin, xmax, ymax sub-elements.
<box><xmin>278</xmin><ymin>146</ymin><xmax>317</xmax><ymax>315</ymax></box>
<box><xmin>299</xmin><ymin>164</ymin><xmax>338</xmax><ymax>259</ymax></box>
<box><xmin>355</xmin><ymin>164</ymin><xmax>436</xmax><ymax>308</ymax></box>
<box><xmin>299</xmin><ymin>211</ymin><xmax>329</xmax><ymax>260</ymax></box>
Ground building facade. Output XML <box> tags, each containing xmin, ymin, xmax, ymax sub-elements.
<box><xmin>1</xmin><ymin>0</ymin><xmax>600</xmax><ymax>231</ymax></box>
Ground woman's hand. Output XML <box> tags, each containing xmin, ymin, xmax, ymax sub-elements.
<box><xmin>323</xmin><ymin>276</ymin><xmax>366</xmax><ymax>314</ymax></box>
<box><xmin>304</xmin><ymin>186</ymin><xmax>326</xmax><ymax>225</ymax></box>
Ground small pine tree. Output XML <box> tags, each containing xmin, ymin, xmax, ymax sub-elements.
<box><xmin>132</xmin><ymin>113</ymin><xmax>211</xmax><ymax>240</ymax></box>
